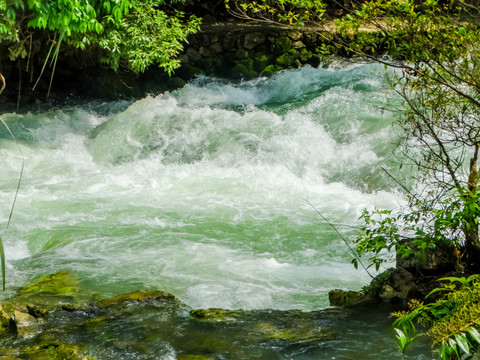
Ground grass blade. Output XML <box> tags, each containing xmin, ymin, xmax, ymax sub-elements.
<box><xmin>0</xmin><ymin>116</ymin><xmax>25</xmax><ymax>290</ymax></box>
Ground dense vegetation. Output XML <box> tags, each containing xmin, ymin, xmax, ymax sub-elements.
<box><xmin>227</xmin><ymin>0</ymin><xmax>480</xmax><ymax>358</ymax></box>
<box><xmin>0</xmin><ymin>0</ymin><xmax>200</xmax><ymax>90</ymax></box>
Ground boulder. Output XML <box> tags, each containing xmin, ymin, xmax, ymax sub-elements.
<box><xmin>243</xmin><ymin>32</ymin><xmax>266</xmax><ymax>50</ymax></box>
<box><xmin>0</xmin><ymin>305</ymin><xmax>15</xmax><ymax>336</ymax></box>
<box><xmin>23</xmin><ymin>342</ymin><xmax>92</xmax><ymax>360</ymax></box>
<box><xmin>14</xmin><ymin>310</ymin><xmax>38</xmax><ymax>338</ymax></box>
<box><xmin>328</xmin><ymin>289</ymin><xmax>373</xmax><ymax>307</ymax></box>
<box><xmin>95</xmin><ymin>290</ymin><xmax>187</xmax><ymax>310</ymax></box>
<box><xmin>377</xmin><ymin>267</ymin><xmax>416</xmax><ymax>306</ymax></box>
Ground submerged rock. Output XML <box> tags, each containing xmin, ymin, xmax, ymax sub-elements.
<box><xmin>190</xmin><ymin>308</ymin><xmax>245</xmax><ymax>322</ymax></box>
<box><xmin>19</xmin><ymin>271</ymin><xmax>79</xmax><ymax>298</ymax></box>
<box><xmin>0</xmin><ymin>305</ymin><xmax>16</xmax><ymax>337</ymax></box>
<box><xmin>95</xmin><ymin>290</ymin><xmax>187</xmax><ymax>310</ymax></box>
<box><xmin>23</xmin><ymin>342</ymin><xmax>92</xmax><ymax>360</ymax></box>
<box><xmin>328</xmin><ymin>289</ymin><xmax>374</xmax><ymax>307</ymax></box>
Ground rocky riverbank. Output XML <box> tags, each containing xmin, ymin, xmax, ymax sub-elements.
<box><xmin>0</xmin><ymin>270</ymin><xmax>408</xmax><ymax>360</ymax></box>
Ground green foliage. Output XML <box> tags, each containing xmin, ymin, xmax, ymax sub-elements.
<box><xmin>225</xmin><ymin>0</ymin><xmax>327</xmax><ymax>26</ymax></box>
<box><xmin>1</xmin><ymin>0</ymin><xmax>200</xmax><ymax>74</ymax></box>
<box><xmin>393</xmin><ymin>276</ymin><xmax>480</xmax><ymax>358</ymax></box>
<box><xmin>98</xmin><ymin>0</ymin><xmax>201</xmax><ymax>74</ymax></box>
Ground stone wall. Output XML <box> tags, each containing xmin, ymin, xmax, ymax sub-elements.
<box><xmin>177</xmin><ymin>22</ymin><xmax>326</xmax><ymax>80</ymax></box>
<box><xmin>0</xmin><ymin>21</ymin><xmax>331</xmax><ymax>107</ymax></box>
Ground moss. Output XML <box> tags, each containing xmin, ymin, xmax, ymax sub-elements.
<box><xmin>190</xmin><ymin>308</ymin><xmax>245</xmax><ymax>322</ymax></box>
<box><xmin>262</xmin><ymin>64</ymin><xmax>283</xmax><ymax>77</ymax></box>
<box><xmin>231</xmin><ymin>59</ymin><xmax>257</xmax><ymax>79</ymax></box>
<box><xmin>275</xmin><ymin>36</ymin><xmax>293</xmax><ymax>54</ymax></box>
<box><xmin>328</xmin><ymin>289</ymin><xmax>372</xmax><ymax>307</ymax></box>
<box><xmin>0</xmin><ymin>305</ymin><xmax>15</xmax><ymax>336</ymax></box>
<box><xmin>299</xmin><ymin>49</ymin><xmax>313</xmax><ymax>63</ymax></box>
<box><xmin>23</xmin><ymin>342</ymin><xmax>91</xmax><ymax>360</ymax></box>
<box><xmin>252</xmin><ymin>53</ymin><xmax>270</xmax><ymax>72</ymax></box>
<box><xmin>222</xmin><ymin>35</ymin><xmax>239</xmax><ymax>51</ymax></box>
<box><xmin>235</xmin><ymin>48</ymin><xmax>249</xmax><ymax>60</ymax></box>
<box><xmin>275</xmin><ymin>52</ymin><xmax>297</xmax><ymax>67</ymax></box>
<box><xmin>83</xmin><ymin>315</ymin><xmax>110</xmax><ymax>327</ymax></box>
<box><xmin>254</xmin><ymin>322</ymin><xmax>336</xmax><ymax>342</ymax></box>
<box><xmin>177</xmin><ymin>356</ymin><xmax>213</xmax><ymax>360</ymax></box>
<box><xmin>19</xmin><ymin>272</ymin><xmax>79</xmax><ymax>297</ymax></box>
<box><xmin>96</xmin><ymin>290</ymin><xmax>185</xmax><ymax>309</ymax></box>
<box><xmin>165</xmin><ymin>76</ymin><xmax>187</xmax><ymax>90</ymax></box>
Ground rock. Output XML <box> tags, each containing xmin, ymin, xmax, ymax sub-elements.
<box><xmin>253</xmin><ymin>53</ymin><xmax>270</xmax><ymax>72</ymax></box>
<box><xmin>0</xmin><ymin>305</ymin><xmax>15</xmax><ymax>336</ymax></box>
<box><xmin>232</xmin><ymin>59</ymin><xmax>257</xmax><ymax>79</ymax></box>
<box><xmin>288</xmin><ymin>30</ymin><xmax>302</xmax><ymax>41</ymax></box>
<box><xmin>299</xmin><ymin>49</ymin><xmax>313</xmax><ymax>62</ymax></box>
<box><xmin>377</xmin><ymin>267</ymin><xmax>416</xmax><ymax>306</ymax></box>
<box><xmin>14</xmin><ymin>310</ymin><xmax>38</xmax><ymax>338</ymax></box>
<box><xmin>235</xmin><ymin>48</ymin><xmax>249</xmax><ymax>60</ymax></box>
<box><xmin>328</xmin><ymin>289</ymin><xmax>373</xmax><ymax>307</ymax></box>
<box><xmin>275</xmin><ymin>36</ymin><xmax>293</xmax><ymax>54</ymax></box>
<box><xmin>262</xmin><ymin>64</ymin><xmax>283</xmax><ymax>77</ymax></box>
<box><xmin>396</xmin><ymin>240</ymin><xmax>457</xmax><ymax>273</ymax></box>
<box><xmin>186</xmin><ymin>48</ymin><xmax>201</xmax><ymax>63</ymax></box>
<box><xmin>19</xmin><ymin>271</ymin><xmax>79</xmax><ymax>298</ymax></box>
<box><xmin>252</xmin><ymin>321</ymin><xmax>336</xmax><ymax>342</ymax></box>
<box><xmin>292</xmin><ymin>40</ymin><xmax>306</xmax><ymax>49</ymax></box>
<box><xmin>190</xmin><ymin>308</ymin><xmax>245</xmax><ymax>322</ymax></box>
<box><xmin>23</xmin><ymin>342</ymin><xmax>92</xmax><ymax>360</ymax></box>
<box><xmin>276</xmin><ymin>52</ymin><xmax>296</xmax><ymax>67</ymax></box>
<box><xmin>95</xmin><ymin>290</ymin><xmax>186</xmax><ymax>310</ymax></box>
<box><xmin>243</xmin><ymin>32</ymin><xmax>266</xmax><ymax>50</ymax></box>
<box><xmin>209</xmin><ymin>42</ymin><xmax>223</xmax><ymax>53</ymax></box>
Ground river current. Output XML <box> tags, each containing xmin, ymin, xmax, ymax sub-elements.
<box><xmin>0</xmin><ymin>63</ymin><xmax>433</xmax><ymax>358</ymax></box>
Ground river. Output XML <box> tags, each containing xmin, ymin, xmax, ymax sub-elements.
<box><xmin>0</xmin><ymin>62</ymin><xmax>434</xmax><ymax>359</ymax></box>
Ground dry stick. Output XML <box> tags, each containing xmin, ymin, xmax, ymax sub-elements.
<box><xmin>16</xmin><ymin>63</ymin><xmax>21</xmax><ymax>110</ymax></box>
<box><xmin>0</xmin><ymin>73</ymin><xmax>5</xmax><ymax>94</ymax></box>
<box><xmin>380</xmin><ymin>167</ymin><xmax>419</xmax><ymax>202</ymax></box>
<box><xmin>305</xmin><ymin>199</ymin><xmax>375</xmax><ymax>279</ymax></box>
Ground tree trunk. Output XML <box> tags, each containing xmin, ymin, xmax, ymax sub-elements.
<box><xmin>463</xmin><ymin>145</ymin><xmax>480</xmax><ymax>270</ymax></box>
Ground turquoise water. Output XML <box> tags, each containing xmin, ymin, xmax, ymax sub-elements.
<box><xmin>0</xmin><ymin>63</ymin><xmax>432</xmax><ymax>358</ymax></box>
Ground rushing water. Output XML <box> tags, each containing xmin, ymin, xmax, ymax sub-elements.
<box><xmin>0</xmin><ymin>63</ymin><xmax>433</xmax><ymax>358</ymax></box>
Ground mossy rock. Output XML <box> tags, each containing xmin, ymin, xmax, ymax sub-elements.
<box><xmin>190</xmin><ymin>308</ymin><xmax>245</xmax><ymax>322</ymax></box>
<box><xmin>275</xmin><ymin>36</ymin><xmax>293</xmax><ymax>54</ymax></box>
<box><xmin>176</xmin><ymin>64</ymin><xmax>205</xmax><ymax>80</ymax></box>
<box><xmin>95</xmin><ymin>290</ymin><xmax>186</xmax><ymax>309</ymax></box>
<box><xmin>262</xmin><ymin>64</ymin><xmax>283</xmax><ymax>77</ymax></box>
<box><xmin>235</xmin><ymin>49</ymin><xmax>249</xmax><ymax>60</ymax></box>
<box><xmin>23</xmin><ymin>342</ymin><xmax>92</xmax><ymax>360</ymax></box>
<box><xmin>307</xmin><ymin>54</ymin><xmax>323</xmax><ymax>68</ymax></box>
<box><xmin>253</xmin><ymin>321</ymin><xmax>336</xmax><ymax>342</ymax></box>
<box><xmin>231</xmin><ymin>59</ymin><xmax>257</xmax><ymax>79</ymax></box>
<box><xmin>299</xmin><ymin>49</ymin><xmax>313</xmax><ymax>63</ymax></box>
<box><xmin>0</xmin><ymin>305</ymin><xmax>15</xmax><ymax>336</ymax></box>
<box><xmin>328</xmin><ymin>289</ymin><xmax>373</xmax><ymax>307</ymax></box>
<box><xmin>177</xmin><ymin>356</ymin><xmax>213</xmax><ymax>360</ymax></box>
<box><xmin>252</xmin><ymin>53</ymin><xmax>270</xmax><ymax>72</ymax></box>
<box><xmin>19</xmin><ymin>272</ymin><xmax>79</xmax><ymax>298</ymax></box>
<box><xmin>276</xmin><ymin>53</ymin><xmax>297</xmax><ymax>67</ymax></box>
<box><xmin>222</xmin><ymin>35</ymin><xmax>239</xmax><ymax>51</ymax></box>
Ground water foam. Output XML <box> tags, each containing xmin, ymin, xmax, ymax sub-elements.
<box><xmin>0</xmin><ymin>63</ymin><xmax>402</xmax><ymax>310</ymax></box>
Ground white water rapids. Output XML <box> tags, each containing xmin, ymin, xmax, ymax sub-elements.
<box><xmin>0</xmin><ymin>63</ymin><xmax>402</xmax><ymax>312</ymax></box>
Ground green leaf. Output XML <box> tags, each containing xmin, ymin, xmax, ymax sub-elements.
<box><xmin>454</xmin><ymin>333</ymin><xmax>470</xmax><ymax>355</ymax></box>
<box><xmin>467</xmin><ymin>327</ymin><xmax>480</xmax><ymax>344</ymax></box>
